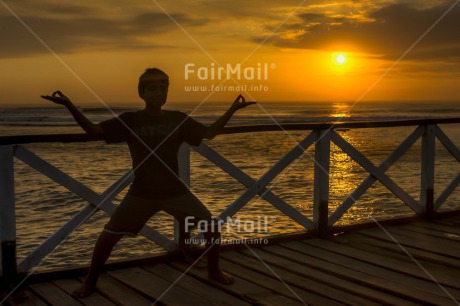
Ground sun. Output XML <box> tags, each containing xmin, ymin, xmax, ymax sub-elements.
<box><xmin>336</xmin><ymin>54</ymin><xmax>346</xmax><ymax>64</ymax></box>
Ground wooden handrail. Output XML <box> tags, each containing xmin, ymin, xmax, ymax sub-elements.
<box><xmin>1</xmin><ymin>117</ymin><xmax>459</xmax><ymax>145</ymax></box>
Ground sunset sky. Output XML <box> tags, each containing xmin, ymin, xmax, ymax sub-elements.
<box><xmin>1</xmin><ymin>0</ymin><xmax>460</xmax><ymax>106</ymax></box>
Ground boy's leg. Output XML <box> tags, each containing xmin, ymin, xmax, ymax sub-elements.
<box><xmin>73</xmin><ymin>230</ymin><xmax>123</xmax><ymax>297</ymax></box>
<box><xmin>176</xmin><ymin>219</ymin><xmax>195</xmax><ymax>263</ymax></box>
<box><xmin>203</xmin><ymin>224</ymin><xmax>234</xmax><ymax>284</ymax></box>
<box><xmin>163</xmin><ymin>192</ymin><xmax>234</xmax><ymax>285</ymax></box>
<box><xmin>73</xmin><ymin>192</ymin><xmax>160</xmax><ymax>297</ymax></box>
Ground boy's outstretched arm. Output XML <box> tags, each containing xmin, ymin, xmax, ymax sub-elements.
<box><xmin>204</xmin><ymin>94</ymin><xmax>256</xmax><ymax>140</ymax></box>
<box><xmin>41</xmin><ymin>91</ymin><xmax>103</xmax><ymax>137</ymax></box>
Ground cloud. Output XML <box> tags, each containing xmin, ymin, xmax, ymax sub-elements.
<box><xmin>260</xmin><ymin>2</ymin><xmax>460</xmax><ymax>61</ymax></box>
<box><xmin>0</xmin><ymin>11</ymin><xmax>207</xmax><ymax>58</ymax></box>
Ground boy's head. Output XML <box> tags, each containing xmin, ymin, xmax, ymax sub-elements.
<box><xmin>138</xmin><ymin>68</ymin><xmax>169</xmax><ymax>107</ymax></box>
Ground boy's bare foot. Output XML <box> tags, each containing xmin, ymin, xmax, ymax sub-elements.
<box><xmin>71</xmin><ymin>283</ymin><xmax>94</xmax><ymax>298</ymax></box>
<box><xmin>179</xmin><ymin>250</ymin><xmax>207</xmax><ymax>269</ymax></box>
<box><xmin>208</xmin><ymin>269</ymin><xmax>235</xmax><ymax>285</ymax></box>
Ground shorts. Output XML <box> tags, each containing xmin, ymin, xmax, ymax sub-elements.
<box><xmin>103</xmin><ymin>191</ymin><xmax>213</xmax><ymax>236</ymax></box>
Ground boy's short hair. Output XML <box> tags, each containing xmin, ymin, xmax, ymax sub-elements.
<box><xmin>138</xmin><ymin>68</ymin><xmax>169</xmax><ymax>97</ymax></box>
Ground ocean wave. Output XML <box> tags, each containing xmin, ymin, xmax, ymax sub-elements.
<box><xmin>0</xmin><ymin>115</ymin><xmax>109</xmax><ymax>123</ymax></box>
<box><xmin>0</xmin><ymin>115</ymin><xmax>443</xmax><ymax>127</ymax></box>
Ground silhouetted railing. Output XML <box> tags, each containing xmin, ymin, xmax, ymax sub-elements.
<box><xmin>1</xmin><ymin>118</ymin><xmax>459</xmax><ymax>279</ymax></box>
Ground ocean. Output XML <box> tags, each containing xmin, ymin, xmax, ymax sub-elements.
<box><xmin>1</xmin><ymin>100</ymin><xmax>459</xmax><ymax>272</ymax></box>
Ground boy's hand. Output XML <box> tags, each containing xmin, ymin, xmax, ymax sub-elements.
<box><xmin>41</xmin><ymin>90</ymin><xmax>72</xmax><ymax>106</ymax></box>
<box><xmin>231</xmin><ymin>94</ymin><xmax>256</xmax><ymax>111</ymax></box>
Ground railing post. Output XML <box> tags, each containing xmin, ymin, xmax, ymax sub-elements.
<box><xmin>314</xmin><ymin>130</ymin><xmax>331</xmax><ymax>238</ymax></box>
<box><xmin>0</xmin><ymin>145</ymin><xmax>17</xmax><ymax>280</ymax></box>
<box><xmin>175</xmin><ymin>143</ymin><xmax>191</xmax><ymax>251</ymax></box>
<box><xmin>421</xmin><ymin>124</ymin><xmax>435</xmax><ymax>220</ymax></box>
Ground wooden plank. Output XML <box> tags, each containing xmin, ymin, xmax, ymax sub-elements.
<box><xmin>339</xmin><ymin>235</ymin><xmax>420</xmax><ymax>262</ymax></box>
<box><xmin>176</xmin><ymin>143</ymin><xmax>191</xmax><ymax>246</ymax></box>
<box><xmin>328</xmin><ymin>234</ymin><xmax>460</xmax><ymax>301</ymax></box>
<box><xmin>434</xmin><ymin>125</ymin><xmax>460</xmax><ymax>163</ymax></box>
<box><xmin>415</xmin><ymin>222</ymin><xmax>460</xmax><ymax>235</ymax></box>
<box><xmin>313</xmin><ymin>130</ymin><xmax>330</xmax><ymax>237</ymax></box>
<box><xmin>169</xmin><ymin>260</ymin><xmax>287</xmax><ymax>305</ymax></box>
<box><xmin>303</xmin><ymin>238</ymin><xmax>460</xmax><ymax>289</ymax></box>
<box><xmin>178</xmin><ymin>142</ymin><xmax>191</xmax><ymax>187</ymax></box>
<box><xmin>442</xmin><ymin>215</ymin><xmax>460</xmax><ymax>223</ymax></box>
<box><xmin>2</xmin><ymin>118</ymin><xmax>460</xmax><ymax>146</ymax></box>
<box><xmin>263</xmin><ymin>244</ymin><xmax>457</xmax><ymax>305</ymax></box>
<box><xmin>382</xmin><ymin>226</ymin><xmax>460</xmax><ymax>247</ymax></box>
<box><xmin>0</xmin><ymin>145</ymin><xmax>15</xmax><ymax>244</ymax></box>
<box><xmin>218</xmin><ymin>257</ymin><xmax>340</xmax><ymax>306</ymax></box>
<box><xmin>0</xmin><ymin>145</ymin><xmax>17</xmax><ymax>277</ymax></box>
<box><xmin>419</xmin><ymin>218</ymin><xmax>460</xmax><ymax>229</ymax></box>
<box><xmin>347</xmin><ymin>233</ymin><xmax>460</xmax><ymax>270</ymax></box>
<box><xmin>421</xmin><ymin>125</ymin><xmax>435</xmax><ymax>217</ymax></box>
<box><xmin>80</xmin><ymin>274</ymin><xmax>153</xmax><ymax>306</ymax></box>
<box><xmin>143</xmin><ymin>263</ymin><xmax>253</xmax><ymax>306</ymax></box>
<box><xmin>359</xmin><ymin>227</ymin><xmax>460</xmax><ymax>260</ymax></box>
<box><xmin>2</xmin><ymin>288</ymin><xmax>47</xmax><ymax>306</ymax></box>
<box><xmin>29</xmin><ymin>281</ymin><xmax>82</xmax><ymax>306</ymax></box>
<box><xmin>53</xmin><ymin>278</ymin><xmax>116</xmax><ymax>306</ymax></box>
<box><xmin>217</xmin><ymin>118</ymin><xmax>460</xmax><ymax>134</ymax></box>
<box><xmin>255</xmin><ymin>294</ymin><xmax>309</xmax><ymax>306</ymax></box>
<box><xmin>435</xmin><ymin>174</ymin><xmax>460</xmax><ymax>210</ymax></box>
<box><xmin>436</xmin><ymin>219</ymin><xmax>460</xmax><ymax>228</ymax></box>
<box><xmin>236</xmin><ymin>247</ymin><xmax>422</xmax><ymax>306</ymax></box>
<box><xmin>222</xmin><ymin>252</ymin><xmax>370</xmax><ymax>306</ymax></box>
<box><xmin>373</xmin><ymin>228</ymin><xmax>460</xmax><ymax>277</ymax></box>
<box><xmin>282</xmin><ymin>241</ymin><xmax>460</xmax><ymax>301</ymax></box>
<box><xmin>439</xmin><ymin>215</ymin><xmax>460</xmax><ymax>221</ymax></box>
<box><xmin>394</xmin><ymin>224</ymin><xmax>460</xmax><ymax>242</ymax></box>
<box><xmin>218</xmin><ymin>258</ymin><xmax>307</xmax><ymax>305</ymax></box>
<box><xmin>222</xmin><ymin>249</ymin><xmax>393</xmax><ymax>306</ymax></box>
<box><xmin>108</xmin><ymin>266</ymin><xmax>215</xmax><ymax>305</ymax></box>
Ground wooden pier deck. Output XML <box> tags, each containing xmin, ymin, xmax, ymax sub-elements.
<box><xmin>3</xmin><ymin>214</ymin><xmax>460</xmax><ymax>306</ymax></box>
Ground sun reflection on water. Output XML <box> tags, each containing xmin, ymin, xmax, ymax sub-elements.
<box><xmin>330</xmin><ymin>102</ymin><xmax>351</xmax><ymax>118</ymax></box>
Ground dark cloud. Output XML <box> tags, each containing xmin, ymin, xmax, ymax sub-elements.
<box><xmin>43</xmin><ymin>4</ymin><xmax>93</xmax><ymax>15</ymax></box>
<box><xmin>261</xmin><ymin>3</ymin><xmax>460</xmax><ymax>61</ymax></box>
<box><xmin>0</xmin><ymin>12</ymin><xmax>207</xmax><ymax>57</ymax></box>
<box><xmin>297</xmin><ymin>13</ymin><xmax>329</xmax><ymax>22</ymax></box>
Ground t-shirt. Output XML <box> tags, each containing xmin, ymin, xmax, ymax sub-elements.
<box><xmin>97</xmin><ymin>109</ymin><xmax>208</xmax><ymax>198</ymax></box>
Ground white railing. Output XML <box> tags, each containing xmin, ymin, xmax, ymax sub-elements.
<box><xmin>0</xmin><ymin>118</ymin><xmax>459</xmax><ymax>279</ymax></box>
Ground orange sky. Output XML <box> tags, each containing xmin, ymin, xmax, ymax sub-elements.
<box><xmin>1</xmin><ymin>0</ymin><xmax>459</xmax><ymax>106</ymax></box>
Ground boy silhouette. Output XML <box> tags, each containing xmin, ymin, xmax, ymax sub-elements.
<box><xmin>41</xmin><ymin>68</ymin><xmax>255</xmax><ymax>297</ymax></box>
